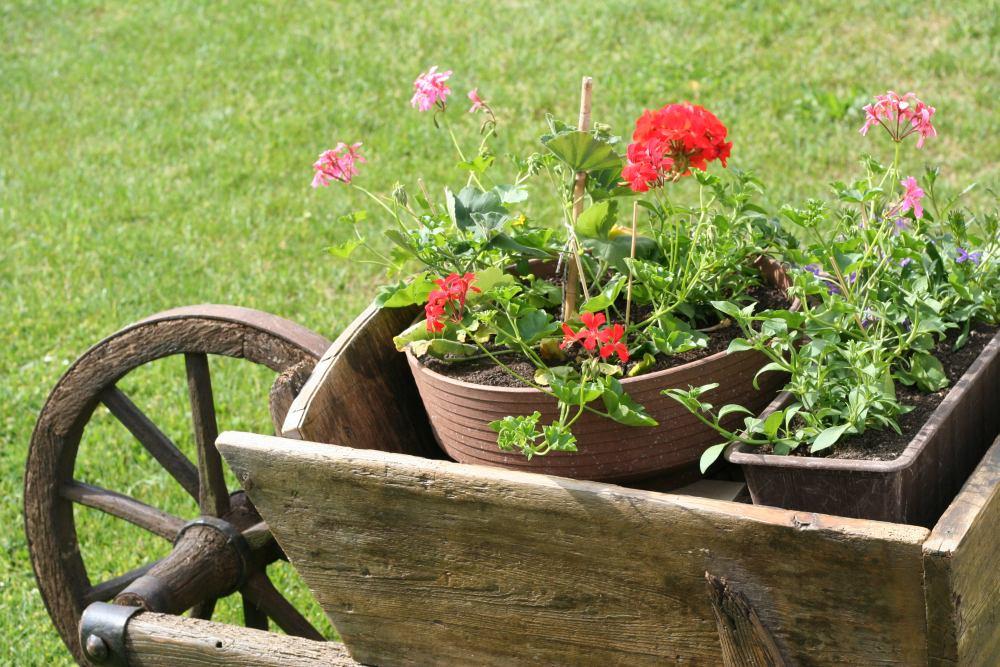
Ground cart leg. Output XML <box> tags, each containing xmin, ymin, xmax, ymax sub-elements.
<box><xmin>706</xmin><ymin>572</ymin><xmax>786</xmax><ymax>667</ymax></box>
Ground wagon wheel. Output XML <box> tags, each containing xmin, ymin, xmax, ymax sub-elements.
<box><xmin>24</xmin><ymin>305</ymin><xmax>331</xmax><ymax>664</ymax></box>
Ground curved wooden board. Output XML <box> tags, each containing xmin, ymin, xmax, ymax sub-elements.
<box><xmin>281</xmin><ymin>302</ymin><xmax>441</xmax><ymax>458</ymax></box>
<box><xmin>219</xmin><ymin>431</ymin><xmax>931</xmax><ymax>666</ymax></box>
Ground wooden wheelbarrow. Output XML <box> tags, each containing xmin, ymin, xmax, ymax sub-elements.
<box><xmin>25</xmin><ymin>303</ymin><xmax>999</xmax><ymax>666</ymax></box>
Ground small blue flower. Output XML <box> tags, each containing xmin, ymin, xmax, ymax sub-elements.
<box><xmin>956</xmin><ymin>247</ymin><xmax>981</xmax><ymax>264</ymax></box>
<box><xmin>899</xmin><ymin>257</ymin><xmax>912</xmax><ymax>267</ymax></box>
<box><xmin>804</xmin><ymin>263</ymin><xmax>822</xmax><ymax>277</ymax></box>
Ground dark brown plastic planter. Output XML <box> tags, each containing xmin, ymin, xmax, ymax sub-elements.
<box><xmin>727</xmin><ymin>330</ymin><xmax>1000</xmax><ymax>527</ymax></box>
<box><xmin>405</xmin><ymin>256</ymin><xmax>794</xmax><ymax>483</ymax></box>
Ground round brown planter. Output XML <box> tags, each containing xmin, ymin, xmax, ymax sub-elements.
<box><xmin>405</xmin><ymin>256</ymin><xmax>795</xmax><ymax>482</ymax></box>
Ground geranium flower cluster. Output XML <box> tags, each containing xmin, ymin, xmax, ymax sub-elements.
<box><xmin>859</xmin><ymin>91</ymin><xmax>936</xmax><ymax>148</ymax></box>
<box><xmin>425</xmin><ymin>272</ymin><xmax>480</xmax><ymax>332</ymax></box>
<box><xmin>411</xmin><ymin>66</ymin><xmax>452</xmax><ymax>112</ymax></box>
<box><xmin>560</xmin><ymin>312</ymin><xmax>629</xmax><ymax>362</ymax></box>
<box><xmin>622</xmin><ymin>103</ymin><xmax>732</xmax><ymax>192</ymax></box>
<box><xmin>311</xmin><ymin>143</ymin><xmax>365</xmax><ymax>187</ymax></box>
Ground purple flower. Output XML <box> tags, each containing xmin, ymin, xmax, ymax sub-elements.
<box><xmin>893</xmin><ymin>218</ymin><xmax>909</xmax><ymax>235</ymax></box>
<box><xmin>900</xmin><ymin>257</ymin><xmax>912</xmax><ymax>267</ymax></box>
<box><xmin>956</xmin><ymin>247</ymin><xmax>981</xmax><ymax>264</ymax></box>
<box><xmin>804</xmin><ymin>263</ymin><xmax>822</xmax><ymax>277</ymax></box>
<box><xmin>861</xmin><ymin>309</ymin><xmax>877</xmax><ymax>328</ymax></box>
<box><xmin>827</xmin><ymin>271</ymin><xmax>857</xmax><ymax>296</ymax></box>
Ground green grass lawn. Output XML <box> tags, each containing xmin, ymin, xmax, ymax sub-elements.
<box><xmin>2</xmin><ymin>0</ymin><xmax>997</xmax><ymax>661</ymax></box>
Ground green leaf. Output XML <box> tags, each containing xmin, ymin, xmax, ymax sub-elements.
<box><xmin>575</xmin><ymin>200</ymin><xmax>618</xmax><ymax>239</ymax></box>
<box><xmin>601</xmin><ymin>377</ymin><xmax>657</xmax><ymax>427</ymax></box>
<box><xmin>753</xmin><ymin>362</ymin><xmax>788</xmax><ymax>389</ymax></box>
<box><xmin>516</xmin><ymin>310</ymin><xmax>559</xmax><ymax>344</ymax></box>
<box><xmin>909</xmin><ymin>352</ymin><xmax>949</xmax><ymax>392</ymax></box>
<box><xmin>489</xmin><ymin>232</ymin><xmax>551</xmax><ymax>259</ymax></box>
<box><xmin>762</xmin><ymin>410</ymin><xmax>784</xmax><ymax>437</ymax></box>
<box><xmin>542</xmin><ymin>131</ymin><xmax>622</xmax><ymax>172</ymax></box>
<box><xmin>446</xmin><ymin>186</ymin><xmax>506</xmax><ymax>231</ymax></box>
<box><xmin>493</xmin><ymin>184</ymin><xmax>529</xmax><ymax>204</ymax></box>
<box><xmin>412</xmin><ymin>338</ymin><xmax>478</xmax><ymax>359</ymax></box>
<box><xmin>727</xmin><ymin>338</ymin><xmax>754</xmax><ymax>353</ymax></box>
<box><xmin>810</xmin><ymin>423</ymin><xmax>850</xmax><ymax>453</ymax></box>
<box><xmin>375</xmin><ymin>273</ymin><xmax>436</xmax><ymax>308</ymax></box>
<box><xmin>718</xmin><ymin>404</ymin><xmax>754</xmax><ymax>421</ymax></box>
<box><xmin>327</xmin><ymin>238</ymin><xmax>362</xmax><ymax>259</ymax></box>
<box><xmin>471</xmin><ymin>266</ymin><xmax>514</xmax><ymax>295</ymax></box>
<box><xmin>582</xmin><ymin>235</ymin><xmax>657</xmax><ymax>272</ymax></box>
<box><xmin>700</xmin><ymin>443</ymin><xmax>728</xmax><ymax>474</ymax></box>
<box><xmin>581</xmin><ymin>276</ymin><xmax>626</xmax><ymax>313</ymax></box>
<box><xmin>393</xmin><ymin>319</ymin><xmax>433</xmax><ymax>351</ymax></box>
<box><xmin>711</xmin><ymin>301</ymin><xmax>744</xmax><ymax>321</ymax></box>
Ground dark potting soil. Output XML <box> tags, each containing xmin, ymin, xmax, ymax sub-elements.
<box><xmin>795</xmin><ymin>322</ymin><xmax>998</xmax><ymax>462</ymax></box>
<box><xmin>421</xmin><ymin>284</ymin><xmax>791</xmax><ymax>388</ymax></box>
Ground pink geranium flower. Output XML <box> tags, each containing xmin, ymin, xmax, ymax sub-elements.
<box><xmin>899</xmin><ymin>176</ymin><xmax>924</xmax><ymax>218</ymax></box>
<box><xmin>311</xmin><ymin>142</ymin><xmax>365</xmax><ymax>187</ymax></box>
<box><xmin>411</xmin><ymin>66</ymin><xmax>452</xmax><ymax>112</ymax></box>
<box><xmin>859</xmin><ymin>91</ymin><xmax>936</xmax><ymax>148</ymax></box>
<box><xmin>468</xmin><ymin>88</ymin><xmax>487</xmax><ymax>113</ymax></box>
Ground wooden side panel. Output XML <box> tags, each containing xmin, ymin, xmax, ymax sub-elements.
<box><xmin>220</xmin><ymin>432</ymin><xmax>931</xmax><ymax>667</ymax></box>
<box><xmin>124</xmin><ymin>612</ymin><xmax>357</xmax><ymax>666</ymax></box>
<box><xmin>281</xmin><ymin>303</ymin><xmax>440</xmax><ymax>458</ymax></box>
<box><xmin>923</xmin><ymin>434</ymin><xmax>1000</xmax><ymax>666</ymax></box>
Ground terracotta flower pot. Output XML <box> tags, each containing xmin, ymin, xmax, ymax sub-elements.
<box><xmin>405</xmin><ymin>256</ymin><xmax>794</xmax><ymax>482</ymax></box>
<box><xmin>727</xmin><ymin>330</ymin><xmax>1000</xmax><ymax>527</ymax></box>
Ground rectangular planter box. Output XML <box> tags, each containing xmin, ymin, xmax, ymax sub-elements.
<box><xmin>263</xmin><ymin>303</ymin><xmax>1000</xmax><ymax>665</ymax></box>
<box><xmin>727</xmin><ymin>330</ymin><xmax>1000</xmax><ymax>527</ymax></box>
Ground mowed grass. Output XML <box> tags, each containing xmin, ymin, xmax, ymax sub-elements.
<box><xmin>2</xmin><ymin>0</ymin><xmax>998</xmax><ymax>661</ymax></box>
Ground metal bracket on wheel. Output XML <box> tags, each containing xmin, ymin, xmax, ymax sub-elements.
<box><xmin>175</xmin><ymin>515</ymin><xmax>253</xmax><ymax>595</ymax></box>
<box><xmin>78</xmin><ymin>602</ymin><xmax>142</xmax><ymax>666</ymax></box>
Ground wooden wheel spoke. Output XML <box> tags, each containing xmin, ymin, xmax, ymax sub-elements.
<box><xmin>185</xmin><ymin>353</ymin><xmax>229</xmax><ymax>516</ymax></box>
<box><xmin>242</xmin><ymin>592</ymin><xmax>268</xmax><ymax>630</ymax></box>
<box><xmin>101</xmin><ymin>386</ymin><xmax>199</xmax><ymax>499</ymax></box>
<box><xmin>83</xmin><ymin>560</ymin><xmax>159</xmax><ymax>605</ymax></box>
<box><xmin>242</xmin><ymin>571</ymin><xmax>324</xmax><ymax>641</ymax></box>
<box><xmin>61</xmin><ymin>481</ymin><xmax>184</xmax><ymax>540</ymax></box>
<box><xmin>190</xmin><ymin>598</ymin><xmax>217</xmax><ymax>621</ymax></box>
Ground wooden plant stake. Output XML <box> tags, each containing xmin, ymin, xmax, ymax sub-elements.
<box><xmin>625</xmin><ymin>201</ymin><xmax>639</xmax><ymax>326</ymax></box>
<box><xmin>564</xmin><ymin>76</ymin><xmax>594</xmax><ymax>318</ymax></box>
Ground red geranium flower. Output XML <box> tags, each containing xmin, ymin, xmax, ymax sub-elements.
<box><xmin>560</xmin><ymin>312</ymin><xmax>606</xmax><ymax>351</ymax></box>
<box><xmin>560</xmin><ymin>313</ymin><xmax>629</xmax><ymax>363</ymax></box>
<box><xmin>623</xmin><ymin>103</ymin><xmax>732</xmax><ymax>191</ymax></box>
<box><xmin>425</xmin><ymin>272</ymin><xmax>480</xmax><ymax>333</ymax></box>
<box><xmin>598</xmin><ymin>323</ymin><xmax>629</xmax><ymax>363</ymax></box>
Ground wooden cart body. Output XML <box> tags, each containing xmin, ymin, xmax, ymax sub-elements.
<box><xmin>208</xmin><ymin>303</ymin><xmax>999</xmax><ymax>666</ymax></box>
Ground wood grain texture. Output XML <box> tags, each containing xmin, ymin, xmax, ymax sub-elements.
<box><xmin>923</xmin><ymin>434</ymin><xmax>1000</xmax><ymax>666</ymax></box>
<box><xmin>115</xmin><ymin>523</ymin><xmax>243</xmax><ymax>614</ymax></box>
<box><xmin>220</xmin><ymin>431</ymin><xmax>932</xmax><ymax>666</ymax></box>
<box><xmin>124</xmin><ymin>612</ymin><xmax>357</xmax><ymax>666</ymax></box>
<box><xmin>705</xmin><ymin>573</ymin><xmax>786</xmax><ymax>667</ymax></box>
<box><xmin>281</xmin><ymin>302</ymin><xmax>440</xmax><ymax>459</ymax></box>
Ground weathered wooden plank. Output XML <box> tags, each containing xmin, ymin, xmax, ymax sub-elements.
<box><xmin>219</xmin><ymin>431</ymin><xmax>932</xmax><ymax>666</ymax></box>
<box><xmin>923</xmin><ymin>434</ymin><xmax>1000</xmax><ymax>666</ymax></box>
<box><xmin>705</xmin><ymin>573</ymin><xmax>786</xmax><ymax>667</ymax></box>
<box><xmin>280</xmin><ymin>303</ymin><xmax>441</xmax><ymax>458</ymax></box>
<box><xmin>124</xmin><ymin>612</ymin><xmax>356</xmax><ymax>666</ymax></box>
